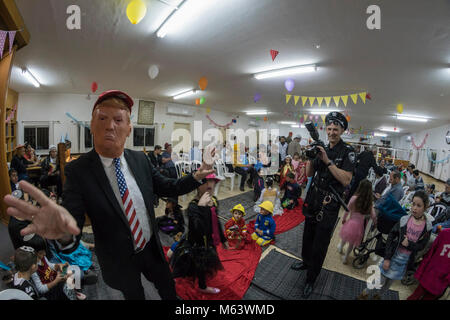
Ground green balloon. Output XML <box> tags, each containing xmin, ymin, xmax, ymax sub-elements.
<box><xmin>200</xmin><ymin>97</ymin><xmax>206</xmax><ymax>105</ymax></box>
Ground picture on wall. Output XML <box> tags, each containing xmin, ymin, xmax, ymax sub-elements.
<box><xmin>138</xmin><ymin>100</ymin><xmax>155</xmax><ymax>125</ymax></box>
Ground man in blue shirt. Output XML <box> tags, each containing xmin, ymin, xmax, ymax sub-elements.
<box><xmin>162</xmin><ymin>143</ymin><xmax>177</xmax><ymax>179</ymax></box>
<box><xmin>375</xmin><ymin>170</ymin><xmax>404</xmax><ymax>206</ymax></box>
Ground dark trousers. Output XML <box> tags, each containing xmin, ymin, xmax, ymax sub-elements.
<box><xmin>234</xmin><ymin>167</ymin><xmax>249</xmax><ymax>187</ymax></box>
<box><xmin>301</xmin><ymin>209</ymin><xmax>339</xmax><ymax>284</ymax></box>
<box><xmin>120</xmin><ymin>241</ymin><xmax>177</xmax><ymax>300</ymax></box>
<box><xmin>198</xmin><ymin>273</ymin><xmax>207</xmax><ymax>289</ymax></box>
<box><xmin>40</xmin><ymin>174</ymin><xmax>63</xmax><ymax>196</ymax></box>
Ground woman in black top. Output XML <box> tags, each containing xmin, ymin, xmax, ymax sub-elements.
<box><xmin>10</xmin><ymin>144</ymin><xmax>33</xmax><ymax>181</ymax></box>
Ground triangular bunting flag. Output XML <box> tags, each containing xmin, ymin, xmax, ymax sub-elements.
<box><xmin>359</xmin><ymin>92</ymin><xmax>366</xmax><ymax>104</ymax></box>
<box><xmin>321</xmin><ymin>115</ymin><xmax>326</xmax><ymax>123</ymax></box>
<box><xmin>285</xmin><ymin>94</ymin><xmax>292</xmax><ymax>104</ymax></box>
<box><xmin>270</xmin><ymin>49</ymin><xmax>279</xmax><ymax>61</ymax></box>
<box><xmin>294</xmin><ymin>95</ymin><xmax>300</xmax><ymax>106</ymax></box>
<box><xmin>316</xmin><ymin>97</ymin><xmax>324</xmax><ymax>107</ymax></box>
<box><xmin>304</xmin><ymin>114</ymin><xmax>308</xmax><ymax>122</ymax></box>
<box><xmin>8</xmin><ymin>31</ymin><xmax>16</xmax><ymax>54</ymax></box>
<box><xmin>333</xmin><ymin>96</ymin><xmax>340</xmax><ymax>107</ymax></box>
<box><xmin>0</xmin><ymin>31</ymin><xmax>7</xmax><ymax>59</ymax></box>
<box><xmin>350</xmin><ymin>94</ymin><xmax>358</xmax><ymax>104</ymax></box>
<box><xmin>341</xmin><ymin>95</ymin><xmax>348</xmax><ymax>107</ymax></box>
<box><xmin>301</xmin><ymin>96</ymin><xmax>308</xmax><ymax>107</ymax></box>
<box><xmin>308</xmin><ymin>97</ymin><xmax>316</xmax><ymax>107</ymax></box>
<box><xmin>324</xmin><ymin>97</ymin><xmax>331</xmax><ymax>107</ymax></box>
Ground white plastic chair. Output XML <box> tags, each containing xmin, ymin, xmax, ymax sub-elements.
<box><xmin>174</xmin><ymin>161</ymin><xmax>183</xmax><ymax>179</ymax></box>
<box><xmin>0</xmin><ymin>289</ymin><xmax>33</xmax><ymax>300</ymax></box>
<box><xmin>221</xmin><ymin>160</ymin><xmax>236</xmax><ymax>191</ymax></box>
<box><xmin>191</xmin><ymin>160</ymin><xmax>202</xmax><ymax>172</ymax></box>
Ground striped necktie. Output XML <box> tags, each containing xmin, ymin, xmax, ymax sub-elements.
<box><xmin>113</xmin><ymin>158</ymin><xmax>146</xmax><ymax>250</ymax></box>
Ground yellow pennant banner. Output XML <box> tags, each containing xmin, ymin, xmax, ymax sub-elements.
<box><xmin>308</xmin><ymin>97</ymin><xmax>316</xmax><ymax>106</ymax></box>
<box><xmin>303</xmin><ymin>114</ymin><xmax>308</xmax><ymax>122</ymax></box>
<box><xmin>341</xmin><ymin>95</ymin><xmax>348</xmax><ymax>107</ymax></box>
<box><xmin>286</xmin><ymin>94</ymin><xmax>292</xmax><ymax>104</ymax></box>
<box><xmin>317</xmin><ymin>97</ymin><xmax>324</xmax><ymax>107</ymax></box>
<box><xmin>294</xmin><ymin>95</ymin><xmax>300</xmax><ymax>106</ymax></box>
<box><xmin>321</xmin><ymin>115</ymin><xmax>326</xmax><ymax>123</ymax></box>
<box><xmin>359</xmin><ymin>92</ymin><xmax>366</xmax><ymax>104</ymax></box>
<box><xmin>324</xmin><ymin>97</ymin><xmax>332</xmax><ymax>107</ymax></box>
<box><xmin>350</xmin><ymin>94</ymin><xmax>358</xmax><ymax>104</ymax></box>
<box><xmin>301</xmin><ymin>96</ymin><xmax>308</xmax><ymax>107</ymax></box>
<box><xmin>333</xmin><ymin>96</ymin><xmax>340</xmax><ymax>107</ymax></box>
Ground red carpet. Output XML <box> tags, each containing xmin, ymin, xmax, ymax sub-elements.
<box><xmin>164</xmin><ymin>240</ymin><xmax>262</xmax><ymax>300</ymax></box>
<box><xmin>247</xmin><ymin>198</ymin><xmax>305</xmax><ymax>235</ymax></box>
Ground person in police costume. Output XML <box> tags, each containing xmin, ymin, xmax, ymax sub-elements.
<box><xmin>291</xmin><ymin>111</ymin><xmax>356</xmax><ymax>298</ymax></box>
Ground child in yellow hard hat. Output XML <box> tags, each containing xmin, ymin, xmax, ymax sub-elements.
<box><xmin>251</xmin><ymin>201</ymin><xmax>276</xmax><ymax>246</ymax></box>
<box><xmin>224</xmin><ymin>204</ymin><xmax>248</xmax><ymax>250</ymax></box>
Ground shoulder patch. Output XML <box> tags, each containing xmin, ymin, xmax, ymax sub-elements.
<box><xmin>348</xmin><ymin>152</ymin><xmax>356</xmax><ymax>164</ymax></box>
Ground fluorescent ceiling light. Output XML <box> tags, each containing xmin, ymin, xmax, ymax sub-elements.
<box><xmin>374</xmin><ymin>132</ymin><xmax>388</xmax><ymax>137</ymax></box>
<box><xmin>245</xmin><ymin>111</ymin><xmax>267</xmax><ymax>115</ymax></box>
<box><xmin>308</xmin><ymin>109</ymin><xmax>340</xmax><ymax>115</ymax></box>
<box><xmin>22</xmin><ymin>68</ymin><xmax>40</xmax><ymax>88</ymax></box>
<box><xmin>253</xmin><ymin>64</ymin><xmax>317</xmax><ymax>80</ymax></box>
<box><xmin>279</xmin><ymin>121</ymin><xmax>297</xmax><ymax>125</ymax></box>
<box><xmin>173</xmin><ymin>89</ymin><xmax>196</xmax><ymax>100</ymax></box>
<box><xmin>291</xmin><ymin>124</ymin><xmax>306</xmax><ymax>128</ymax></box>
<box><xmin>380</xmin><ymin>127</ymin><xmax>400</xmax><ymax>133</ymax></box>
<box><xmin>396</xmin><ymin>115</ymin><xmax>428</xmax><ymax>122</ymax></box>
<box><xmin>156</xmin><ymin>0</ymin><xmax>216</xmax><ymax>38</ymax></box>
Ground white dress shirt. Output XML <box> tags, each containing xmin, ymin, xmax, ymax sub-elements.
<box><xmin>99</xmin><ymin>153</ymin><xmax>152</xmax><ymax>249</ymax></box>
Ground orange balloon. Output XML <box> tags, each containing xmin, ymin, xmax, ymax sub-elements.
<box><xmin>195</xmin><ymin>98</ymin><xmax>200</xmax><ymax>105</ymax></box>
<box><xmin>263</xmin><ymin>117</ymin><xmax>268</xmax><ymax>121</ymax></box>
<box><xmin>198</xmin><ymin>77</ymin><xmax>208</xmax><ymax>90</ymax></box>
<box><xmin>346</xmin><ymin>115</ymin><xmax>351</xmax><ymax>122</ymax></box>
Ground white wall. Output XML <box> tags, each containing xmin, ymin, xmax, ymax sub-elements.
<box><xmin>390</xmin><ymin>123</ymin><xmax>450</xmax><ymax>151</ymax></box>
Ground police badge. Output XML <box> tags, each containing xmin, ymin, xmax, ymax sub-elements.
<box><xmin>348</xmin><ymin>152</ymin><xmax>356</xmax><ymax>164</ymax></box>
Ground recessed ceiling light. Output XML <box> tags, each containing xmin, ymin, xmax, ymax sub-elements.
<box><xmin>245</xmin><ymin>111</ymin><xmax>268</xmax><ymax>115</ymax></box>
<box><xmin>380</xmin><ymin>127</ymin><xmax>400</xmax><ymax>133</ymax></box>
<box><xmin>253</xmin><ymin>64</ymin><xmax>317</xmax><ymax>80</ymax></box>
<box><xmin>279</xmin><ymin>121</ymin><xmax>297</xmax><ymax>125</ymax></box>
<box><xmin>374</xmin><ymin>132</ymin><xmax>388</xmax><ymax>137</ymax></box>
<box><xmin>308</xmin><ymin>109</ymin><xmax>341</xmax><ymax>115</ymax></box>
<box><xmin>314</xmin><ymin>44</ymin><xmax>320</xmax><ymax>49</ymax></box>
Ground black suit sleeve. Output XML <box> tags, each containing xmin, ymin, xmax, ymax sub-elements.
<box><xmin>61</xmin><ymin>163</ymin><xmax>86</xmax><ymax>243</ymax></box>
<box><xmin>148</xmin><ymin>156</ymin><xmax>201</xmax><ymax>197</ymax></box>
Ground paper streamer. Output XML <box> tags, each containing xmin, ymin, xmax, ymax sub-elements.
<box><xmin>411</xmin><ymin>134</ymin><xmax>429</xmax><ymax>150</ymax></box>
<box><xmin>206</xmin><ymin>115</ymin><xmax>235</xmax><ymax>128</ymax></box>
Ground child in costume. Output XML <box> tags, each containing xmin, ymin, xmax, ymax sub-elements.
<box><xmin>224</xmin><ymin>204</ymin><xmax>248</xmax><ymax>250</ymax></box>
<box><xmin>254</xmin><ymin>177</ymin><xmax>283</xmax><ymax>216</ymax></box>
<box><xmin>156</xmin><ymin>197</ymin><xmax>185</xmax><ymax>236</ymax></box>
<box><xmin>358</xmin><ymin>190</ymin><xmax>433</xmax><ymax>300</ymax></box>
<box><xmin>280</xmin><ymin>172</ymin><xmax>302</xmax><ymax>210</ymax></box>
<box><xmin>338</xmin><ymin>179</ymin><xmax>377</xmax><ymax>264</ymax></box>
<box><xmin>252</xmin><ymin>201</ymin><xmax>276</xmax><ymax>246</ymax></box>
<box><xmin>253</xmin><ymin>168</ymin><xmax>265</xmax><ymax>202</ymax></box>
<box><xmin>166</xmin><ymin>232</ymin><xmax>183</xmax><ymax>259</ymax></box>
<box><xmin>276</xmin><ymin>155</ymin><xmax>294</xmax><ymax>187</ymax></box>
<box><xmin>170</xmin><ymin>174</ymin><xmax>228</xmax><ymax>294</ymax></box>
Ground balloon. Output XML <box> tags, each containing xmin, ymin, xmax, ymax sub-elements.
<box><xmin>232</xmin><ymin>119</ymin><xmax>237</xmax><ymax>123</ymax></box>
<box><xmin>198</xmin><ymin>77</ymin><xmax>208</xmax><ymax>90</ymax></box>
<box><xmin>254</xmin><ymin>93</ymin><xmax>261</xmax><ymax>103</ymax></box>
<box><xmin>126</xmin><ymin>0</ymin><xmax>147</xmax><ymax>25</ymax></box>
<box><xmin>263</xmin><ymin>117</ymin><xmax>268</xmax><ymax>121</ymax></box>
<box><xmin>200</xmin><ymin>97</ymin><xmax>206</xmax><ymax>105</ymax></box>
<box><xmin>148</xmin><ymin>65</ymin><xmax>159</xmax><ymax>80</ymax></box>
<box><xmin>284</xmin><ymin>79</ymin><xmax>295</xmax><ymax>92</ymax></box>
<box><xmin>300</xmin><ymin>117</ymin><xmax>304</xmax><ymax>123</ymax></box>
<box><xmin>195</xmin><ymin>99</ymin><xmax>200</xmax><ymax>105</ymax></box>
<box><xmin>91</xmin><ymin>82</ymin><xmax>98</xmax><ymax>93</ymax></box>
<box><xmin>314</xmin><ymin>123</ymin><xmax>318</xmax><ymax>127</ymax></box>
<box><xmin>206</xmin><ymin>108</ymin><xmax>211</xmax><ymax>113</ymax></box>
<box><xmin>396</xmin><ymin>104</ymin><xmax>403</xmax><ymax>114</ymax></box>
<box><xmin>346</xmin><ymin>115</ymin><xmax>351</xmax><ymax>122</ymax></box>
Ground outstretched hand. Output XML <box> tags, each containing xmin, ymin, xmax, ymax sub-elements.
<box><xmin>194</xmin><ymin>146</ymin><xmax>216</xmax><ymax>181</ymax></box>
<box><xmin>3</xmin><ymin>181</ymin><xmax>80</xmax><ymax>240</ymax></box>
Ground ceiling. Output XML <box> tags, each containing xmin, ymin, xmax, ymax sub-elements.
<box><xmin>9</xmin><ymin>0</ymin><xmax>450</xmax><ymax>135</ymax></box>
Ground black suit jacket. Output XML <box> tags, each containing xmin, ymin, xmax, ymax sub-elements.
<box><xmin>62</xmin><ymin>149</ymin><xmax>200</xmax><ymax>290</ymax></box>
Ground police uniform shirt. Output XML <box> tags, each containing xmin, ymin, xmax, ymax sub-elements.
<box><xmin>312</xmin><ymin>139</ymin><xmax>356</xmax><ymax>194</ymax></box>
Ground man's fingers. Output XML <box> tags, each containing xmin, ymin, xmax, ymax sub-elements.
<box><xmin>63</xmin><ymin>214</ymin><xmax>81</xmax><ymax>236</ymax></box>
<box><xmin>4</xmin><ymin>195</ymin><xmax>39</xmax><ymax>220</ymax></box>
<box><xmin>20</xmin><ymin>223</ymin><xmax>38</xmax><ymax>236</ymax></box>
<box><xmin>19</xmin><ymin>181</ymin><xmax>50</xmax><ymax>207</ymax></box>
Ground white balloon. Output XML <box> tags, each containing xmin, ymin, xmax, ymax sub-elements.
<box><xmin>148</xmin><ymin>65</ymin><xmax>159</xmax><ymax>80</ymax></box>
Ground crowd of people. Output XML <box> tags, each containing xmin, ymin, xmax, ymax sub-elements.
<box><xmin>2</xmin><ymin>91</ymin><xmax>449</xmax><ymax>300</ymax></box>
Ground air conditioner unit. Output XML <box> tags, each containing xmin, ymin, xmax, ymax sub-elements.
<box><xmin>248</xmin><ymin>120</ymin><xmax>260</xmax><ymax>127</ymax></box>
<box><xmin>166</xmin><ymin>105</ymin><xmax>194</xmax><ymax>117</ymax></box>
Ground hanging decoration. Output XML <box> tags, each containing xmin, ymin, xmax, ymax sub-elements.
<box><xmin>200</xmin><ymin>97</ymin><xmax>206</xmax><ymax>105</ymax></box>
<box><xmin>91</xmin><ymin>81</ymin><xmax>98</xmax><ymax>93</ymax></box>
<box><xmin>206</xmin><ymin>115</ymin><xmax>236</xmax><ymax>129</ymax></box>
<box><xmin>126</xmin><ymin>0</ymin><xmax>147</xmax><ymax>25</ymax></box>
<box><xmin>65</xmin><ymin>112</ymin><xmax>90</xmax><ymax>128</ymax></box>
<box><xmin>285</xmin><ymin>91</ymin><xmax>370</xmax><ymax>107</ymax></box>
<box><xmin>263</xmin><ymin>116</ymin><xmax>268</xmax><ymax>121</ymax></box>
<box><xmin>427</xmin><ymin>149</ymin><xmax>450</xmax><ymax>164</ymax></box>
<box><xmin>0</xmin><ymin>29</ymin><xmax>18</xmax><ymax>59</ymax></box>
<box><xmin>148</xmin><ymin>65</ymin><xmax>159</xmax><ymax>79</ymax></box>
<box><xmin>198</xmin><ymin>77</ymin><xmax>208</xmax><ymax>90</ymax></box>
<box><xmin>206</xmin><ymin>107</ymin><xmax>211</xmax><ymax>113</ymax></box>
<box><xmin>411</xmin><ymin>133</ymin><xmax>429</xmax><ymax>149</ymax></box>
<box><xmin>396</xmin><ymin>103</ymin><xmax>403</xmax><ymax>114</ymax></box>
<box><xmin>270</xmin><ymin>49</ymin><xmax>279</xmax><ymax>61</ymax></box>
<box><xmin>5</xmin><ymin>104</ymin><xmax>17</xmax><ymax>124</ymax></box>
<box><xmin>195</xmin><ymin>98</ymin><xmax>200</xmax><ymax>105</ymax></box>
<box><xmin>253</xmin><ymin>93</ymin><xmax>261</xmax><ymax>103</ymax></box>
<box><xmin>284</xmin><ymin>79</ymin><xmax>295</xmax><ymax>92</ymax></box>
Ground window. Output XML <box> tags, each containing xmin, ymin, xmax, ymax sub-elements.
<box><xmin>133</xmin><ymin>127</ymin><xmax>155</xmax><ymax>147</ymax></box>
<box><xmin>84</xmin><ymin>126</ymin><xmax>93</xmax><ymax>148</ymax></box>
<box><xmin>24</xmin><ymin>126</ymin><xmax>49</xmax><ymax>150</ymax></box>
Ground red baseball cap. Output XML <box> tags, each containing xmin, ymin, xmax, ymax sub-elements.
<box><xmin>93</xmin><ymin>90</ymin><xmax>134</xmax><ymax>113</ymax></box>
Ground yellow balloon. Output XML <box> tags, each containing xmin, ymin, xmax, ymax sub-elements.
<box><xmin>126</xmin><ymin>0</ymin><xmax>147</xmax><ymax>25</ymax></box>
<box><xmin>396</xmin><ymin>104</ymin><xmax>403</xmax><ymax>114</ymax></box>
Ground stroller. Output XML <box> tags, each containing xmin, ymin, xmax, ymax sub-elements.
<box><xmin>352</xmin><ymin>193</ymin><xmax>407</xmax><ymax>269</ymax></box>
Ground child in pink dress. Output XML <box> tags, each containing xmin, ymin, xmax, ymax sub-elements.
<box><xmin>338</xmin><ymin>179</ymin><xmax>377</xmax><ymax>264</ymax></box>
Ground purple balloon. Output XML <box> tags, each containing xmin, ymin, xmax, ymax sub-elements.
<box><xmin>254</xmin><ymin>93</ymin><xmax>261</xmax><ymax>103</ymax></box>
<box><xmin>285</xmin><ymin>79</ymin><xmax>295</xmax><ymax>92</ymax></box>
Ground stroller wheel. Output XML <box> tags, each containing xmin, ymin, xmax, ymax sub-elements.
<box><xmin>353</xmin><ymin>246</ymin><xmax>363</xmax><ymax>256</ymax></box>
<box><xmin>352</xmin><ymin>255</ymin><xmax>369</xmax><ymax>269</ymax></box>
<box><xmin>401</xmin><ymin>271</ymin><xmax>417</xmax><ymax>286</ymax></box>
